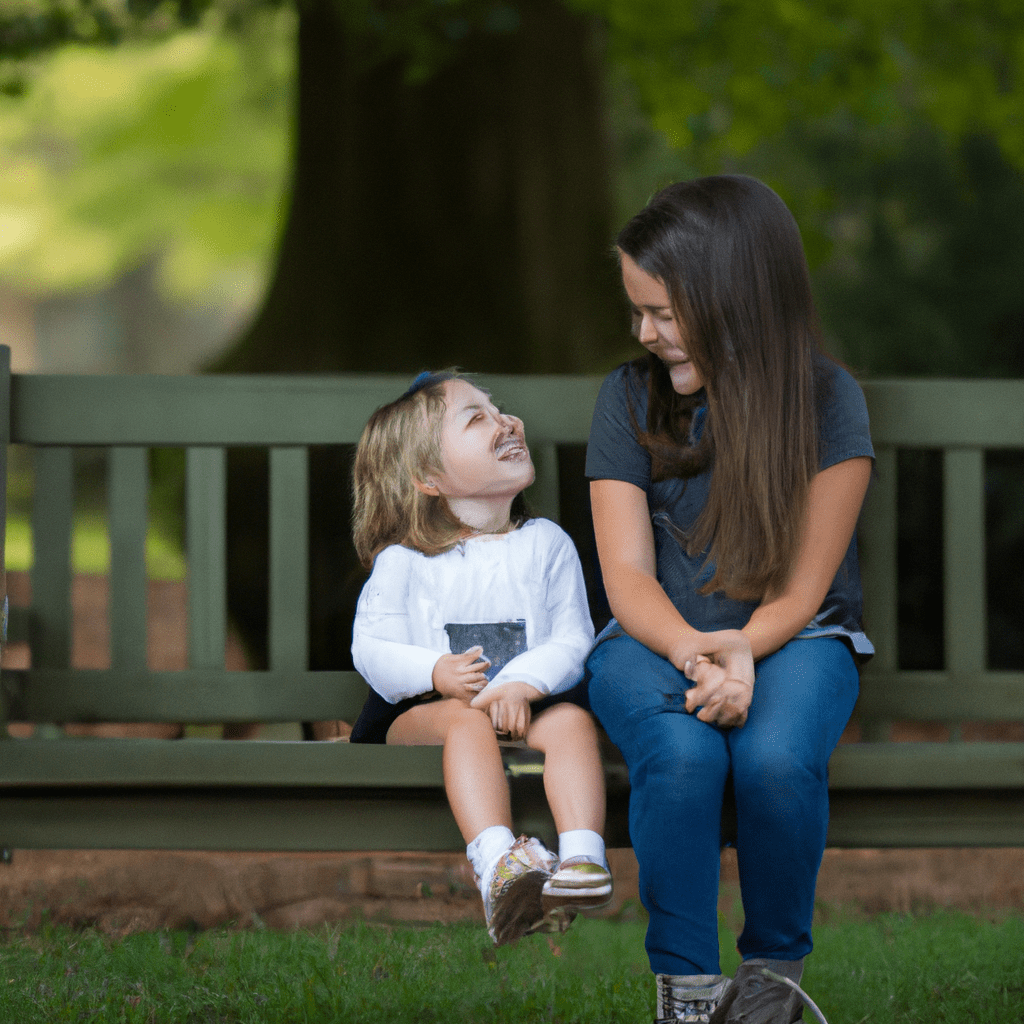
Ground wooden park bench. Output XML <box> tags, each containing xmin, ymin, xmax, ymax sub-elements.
<box><xmin>0</xmin><ymin>344</ymin><xmax>1021</xmax><ymax>855</ymax></box>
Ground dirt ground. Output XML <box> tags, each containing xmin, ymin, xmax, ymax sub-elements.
<box><xmin>2</xmin><ymin>572</ymin><xmax>1022</xmax><ymax>935</ymax></box>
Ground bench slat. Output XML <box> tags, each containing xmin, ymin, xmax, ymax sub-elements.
<box><xmin>1</xmin><ymin>742</ymin><xmax>1021</xmax><ymax>851</ymax></box>
<box><xmin>865</xmin><ymin>379</ymin><xmax>1024</xmax><ymax>447</ymax></box>
<box><xmin>8</xmin><ymin>374</ymin><xmax>606</xmax><ymax>447</ymax></box>
<box><xmin>828</xmin><ymin>741</ymin><xmax>1024</xmax><ymax>788</ymax></box>
<box><xmin>824</xmin><ymin>791</ymin><xmax>1024</xmax><ymax>847</ymax></box>
<box><xmin>0</xmin><ymin>738</ymin><xmax>445</xmax><ymax>788</ymax></box>
<box><xmin>29</xmin><ymin>447</ymin><xmax>73</xmax><ymax>670</ymax></box>
<box><xmin>12</xmin><ymin>376</ymin><xmax>1024</xmax><ymax>447</ymax></box>
<box><xmin>2</xmin><ymin>738</ymin><xmax>1019</xmax><ymax>791</ymax></box>
<box><xmin>186</xmin><ymin>447</ymin><xmax>227</xmax><ymax>669</ymax></box>
<box><xmin>0</xmin><ymin>792</ymin><xmax>464</xmax><ymax>852</ymax></box>
<box><xmin>109</xmin><ymin>447</ymin><xmax>149</xmax><ymax>670</ymax></box>
<box><xmin>945</xmin><ymin>449</ymin><xmax>986</xmax><ymax>675</ymax></box>
<box><xmin>269</xmin><ymin>447</ymin><xmax>309</xmax><ymax>672</ymax></box>
<box><xmin>1</xmin><ymin>787</ymin><xmax>1019</xmax><ymax>851</ymax></box>
<box><xmin>529</xmin><ymin>441</ymin><xmax>560</xmax><ymax>521</ymax></box>
<box><xmin>0</xmin><ymin>669</ymin><xmax>370</xmax><ymax>723</ymax></box>
<box><xmin>0</xmin><ymin>349</ymin><xmax>8</xmax><ymax>628</ymax></box>
<box><xmin>857</xmin><ymin>446</ymin><xmax>898</xmax><ymax>740</ymax></box>
<box><xmin>856</xmin><ymin>670</ymin><xmax>1024</xmax><ymax>720</ymax></box>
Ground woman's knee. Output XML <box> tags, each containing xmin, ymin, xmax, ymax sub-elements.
<box><xmin>732</xmin><ymin>743</ymin><xmax>824</xmax><ymax>795</ymax></box>
<box><xmin>586</xmin><ymin>635</ymin><xmax>690</xmax><ymax>732</ymax></box>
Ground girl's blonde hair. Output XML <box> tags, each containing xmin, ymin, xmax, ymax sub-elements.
<box><xmin>352</xmin><ymin>371</ymin><xmax>529</xmax><ymax>569</ymax></box>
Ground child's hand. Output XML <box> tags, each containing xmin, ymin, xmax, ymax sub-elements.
<box><xmin>432</xmin><ymin>647</ymin><xmax>490</xmax><ymax>702</ymax></box>
<box><xmin>470</xmin><ymin>681</ymin><xmax>542</xmax><ymax>741</ymax></box>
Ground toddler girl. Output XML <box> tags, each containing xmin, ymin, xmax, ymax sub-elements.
<box><xmin>349</xmin><ymin>370</ymin><xmax>611</xmax><ymax>945</ymax></box>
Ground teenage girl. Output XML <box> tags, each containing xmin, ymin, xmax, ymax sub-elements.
<box><xmin>349</xmin><ymin>370</ymin><xmax>612</xmax><ymax>946</ymax></box>
<box><xmin>585</xmin><ymin>176</ymin><xmax>873</xmax><ymax>1023</ymax></box>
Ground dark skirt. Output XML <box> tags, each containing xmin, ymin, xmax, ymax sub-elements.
<box><xmin>349</xmin><ymin>675</ymin><xmax>593</xmax><ymax>744</ymax></box>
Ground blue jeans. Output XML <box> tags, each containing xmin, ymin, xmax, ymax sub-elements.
<box><xmin>587</xmin><ymin>631</ymin><xmax>859</xmax><ymax>976</ymax></box>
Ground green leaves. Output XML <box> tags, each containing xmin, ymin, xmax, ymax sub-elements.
<box><xmin>577</xmin><ymin>0</ymin><xmax>1024</xmax><ymax>173</ymax></box>
<box><xmin>0</xmin><ymin>5</ymin><xmax>292</xmax><ymax>303</ymax></box>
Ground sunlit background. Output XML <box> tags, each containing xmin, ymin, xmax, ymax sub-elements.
<box><xmin>1</xmin><ymin>0</ymin><xmax>1022</xmax><ymax>671</ymax></box>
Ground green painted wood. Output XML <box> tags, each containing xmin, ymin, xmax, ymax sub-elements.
<box><xmin>474</xmin><ymin>375</ymin><xmax>603</xmax><ymax>441</ymax></box>
<box><xmin>0</xmin><ymin>348</ymin><xmax>8</xmax><ymax>641</ymax></box>
<box><xmin>269</xmin><ymin>447</ymin><xmax>308</xmax><ymax>672</ymax></box>
<box><xmin>186</xmin><ymin>447</ymin><xmax>227</xmax><ymax>669</ymax></box>
<box><xmin>864</xmin><ymin>379</ymin><xmax>1024</xmax><ymax>448</ymax></box>
<box><xmin>0</xmin><ymin>738</ymin><xmax>445</xmax><ymax>788</ymax></box>
<box><xmin>9</xmin><ymin>374</ymin><xmax>1024</xmax><ymax>447</ymax></box>
<box><xmin>0</xmin><ymin>792</ymin><xmax>464</xmax><ymax>852</ymax></box>
<box><xmin>1</xmin><ymin>738</ymin><xmax>1019</xmax><ymax>791</ymax></box>
<box><xmin>528</xmin><ymin>441</ymin><xmax>560</xmax><ymax>522</ymax></box>
<box><xmin>857</xmin><ymin>446</ymin><xmax>898</xmax><ymax>740</ymax></box>
<box><xmin>8</xmin><ymin>373</ymin><xmax>605</xmax><ymax>447</ymax></box>
<box><xmin>827</xmin><ymin>742</ymin><xmax>1024</xmax><ymax>788</ymax></box>
<box><xmin>824</xmin><ymin>791</ymin><xmax>1024</xmax><ymax>847</ymax></box>
<box><xmin>944</xmin><ymin>449</ymin><xmax>987</xmax><ymax>678</ymax></box>
<box><xmin>0</xmin><ymin>669</ymin><xmax>370</xmax><ymax>724</ymax></box>
<box><xmin>10</xmin><ymin>374</ymin><xmax>399</xmax><ymax>446</ymax></box>
<box><xmin>32</xmin><ymin>651</ymin><xmax>986</xmax><ymax>734</ymax></box>
<box><xmin>0</xmin><ymin>783</ymin><xmax>1021</xmax><ymax>852</ymax></box>
<box><xmin>29</xmin><ymin>447</ymin><xmax>73</xmax><ymax>670</ymax></box>
<box><xmin>4</xmin><ymin>361</ymin><xmax>1024</xmax><ymax>852</ymax></box>
<box><xmin>108</xmin><ymin>447</ymin><xmax>149</xmax><ymax>670</ymax></box>
<box><xmin>855</xmin><ymin>670</ymin><xmax>1024</xmax><ymax>720</ymax></box>
<box><xmin>4</xmin><ymin>606</ymin><xmax>28</xmax><ymax>645</ymax></box>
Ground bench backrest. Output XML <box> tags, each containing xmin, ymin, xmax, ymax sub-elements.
<box><xmin>854</xmin><ymin>380</ymin><xmax>1024</xmax><ymax>739</ymax></box>
<box><xmin>2</xmin><ymin>350</ymin><xmax>1022</xmax><ymax>741</ymax></box>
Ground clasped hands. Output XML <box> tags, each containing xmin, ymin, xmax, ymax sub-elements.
<box><xmin>670</xmin><ymin>629</ymin><xmax>755</xmax><ymax>728</ymax></box>
<box><xmin>431</xmin><ymin>646</ymin><xmax>538</xmax><ymax>740</ymax></box>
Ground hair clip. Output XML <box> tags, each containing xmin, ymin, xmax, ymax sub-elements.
<box><xmin>401</xmin><ymin>370</ymin><xmax>437</xmax><ymax>399</ymax></box>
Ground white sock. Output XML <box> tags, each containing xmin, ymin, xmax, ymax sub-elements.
<box><xmin>466</xmin><ymin>825</ymin><xmax>516</xmax><ymax>896</ymax></box>
<box><xmin>557</xmin><ymin>829</ymin><xmax>607</xmax><ymax>869</ymax></box>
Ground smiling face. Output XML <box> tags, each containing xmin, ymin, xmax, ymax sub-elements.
<box><xmin>417</xmin><ymin>379</ymin><xmax>535</xmax><ymax>530</ymax></box>
<box><xmin>620</xmin><ymin>251</ymin><xmax>703</xmax><ymax>396</ymax></box>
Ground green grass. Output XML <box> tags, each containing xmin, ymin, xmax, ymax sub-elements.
<box><xmin>0</xmin><ymin>910</ymin><xmax>1021</xmax><ymax>1023</ymax></box>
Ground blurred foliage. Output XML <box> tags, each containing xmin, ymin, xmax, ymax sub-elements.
<box><xmin>576</xmin><ymin>0</ymin><xmax>1024</xmax><ymax>175</ymax></box>
<box><xmin>0</xmin><ymin>1</ymin><xmax>292</xmax><ymax>305</ymax></box>
<box><xmin>594</xmin><ymin>3</ymin><xmax>1024</xmax><ymax>378</ymax></box>
<box><xmin>0</xmin><ymin>0</ymin><xmax>247</xmax><ymax>93</ymax></box>
<box><xmin>1</xmin><ymin>0</ymin><xmax>1022</xmax><ymax>375</ymax></box>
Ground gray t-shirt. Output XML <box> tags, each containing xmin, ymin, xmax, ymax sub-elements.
<box><xmin>585</xmin><ymin>354</ymin><xmax>875</xmax><ymax>657</ymax></box>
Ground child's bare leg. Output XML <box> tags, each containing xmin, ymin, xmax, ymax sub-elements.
<box><xmin>389</xmin><ymin>699</ymin><xmax>556</xmax><ymax>946</ymax></box>
<box><xmin>528</xmin><ymin>703</ymin><xmax>611</xmax><ymax>913</ymax></box>
<box><xmin>526</xmin><ymin>703</ymin><xmax>605</xmax><ymax>835</ymax></box>
<box><xmin>387</xmin><ymin>699</ymin><xmax>511</xmax><ymax>843</ymax></box>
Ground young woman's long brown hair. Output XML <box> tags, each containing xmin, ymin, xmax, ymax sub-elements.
<box><xmin>617</xmin><ymin>175</ymin><xmax>822</xmax><ymax>601</ymax></box>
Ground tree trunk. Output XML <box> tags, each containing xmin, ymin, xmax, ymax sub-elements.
<box><xmin>210</xmin><ymin>0</ymin><xmax>623</xmax><ymax>681</ymax></box>
<box><xmin>213</xmin><ymin>0</ymin><xmax>623</xmax><ymax>374</ymax></box>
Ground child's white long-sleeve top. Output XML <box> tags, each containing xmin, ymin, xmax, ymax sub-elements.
<box><xmin>352</xmin><ymin>518</ymin><xmax>595</xmax><ymax>704</ymax></box>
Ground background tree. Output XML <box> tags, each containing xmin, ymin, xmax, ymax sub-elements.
<box><xmin>3</xmin><ymin>0</ymin><xmax>1022</xmax><ymax>676</ymax></box>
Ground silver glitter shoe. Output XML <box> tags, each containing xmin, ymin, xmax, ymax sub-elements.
<box><xmin>482</xmin><ymin>835</ymin><xmax>557</xmax><ymax>946</ymax></box>
<box><xmin>541</xmin><ymin>857</ymin><xmax>614</xmax><ymax>909</ymax></box>
<box><xmin>655</xmin><ymin>972</ymin><xmax>730</xmax><ymax>1023</ymax></box>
